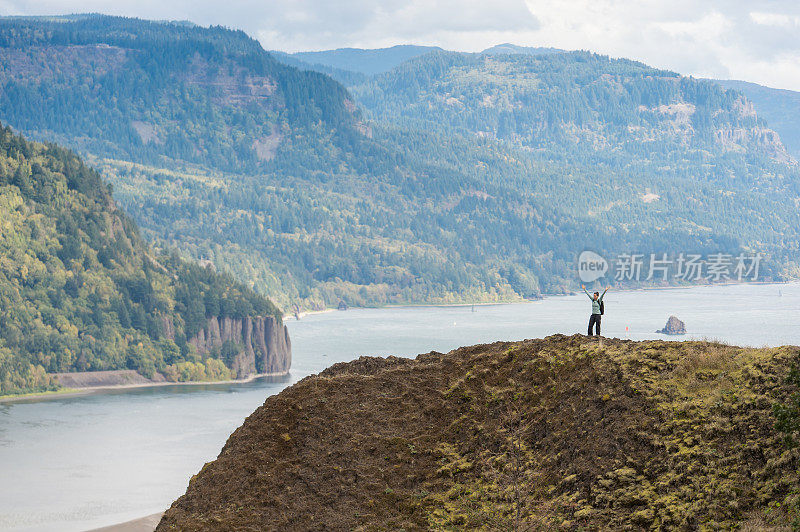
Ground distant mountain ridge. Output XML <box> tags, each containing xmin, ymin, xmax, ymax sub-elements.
<box><xmin>480</xmin><ymin>43</ymin><xmax>566</xmax><ymax>56</ymax></box>
<box><xmin>277</xmin><ymin>43</ymin><xmax>800</xmax><ymax>163</ymax></box>
<box><xmin>295</xmin><ymin>43</ymin><xmax>800</xmax><ymax>164</ymax></box>
<box><xmin>277</xmin><ymin>43</ymin><xmax>567</xmax><ymax>81</ymax></box>
<box><xmin>354</xmin><ymin>50</ymin><xmax>792</xmax><ymax>165</ymax></box>
<box><xmin>290</xmin><ymin>44</ymin><xmax>443</xmax><ymax>75</ymax></box>
<box><xmin>269</xmin><ymin>50</ymin><xmax>369</xmax><ymax>86</ymax></box>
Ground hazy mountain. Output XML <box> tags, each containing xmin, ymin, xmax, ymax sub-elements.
<box><xmin>0</xmin><ymin>122</ymin><xmax>281</xmax><ymax>395</ymax></box>
<box><xmin>269</xmin><ymin>50</ymin><xmax>368</xmax><ymax>86</ymax></box>
<box><xmin>274</xmin><ymin>43</ymin><xmax>565</xmax><ymax>83</ymax></box>
<box><xmin>711</xmin><ymin>79</ymin><xmax>800</xmax><ymax>160</ymax></box>
<box><xmin>290</xmin><ymin>44</ymin><xmax>442</xmax><ymax>76</ymax></box>
<box><xmin>481</xmin><ymin>43</ymin><xmax>565</xmax><ymax>56</ymax></box>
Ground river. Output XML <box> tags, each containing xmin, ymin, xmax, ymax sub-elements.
<box><xmin>0</xmin><ymin>282</ymin><xmax>797</xmax><ymax>531</ymax></box>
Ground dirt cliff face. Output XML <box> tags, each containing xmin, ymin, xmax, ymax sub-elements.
<box><xmin>156</xmin><ymin>335</ymin><xmax>799</xmax><ymax>531</ymax></box>
<box><xmin>163</xmin><ymin>315</ymin><xmax>291</xmax><ymax>378</ymax></box>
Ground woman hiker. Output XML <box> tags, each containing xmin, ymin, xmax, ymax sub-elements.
<box><xmin>582</xmin><ymin>285</ymin><xmax>609</xmax><ymax>336</ymax></box>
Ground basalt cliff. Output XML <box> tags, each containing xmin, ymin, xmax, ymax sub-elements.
<box><xmin>164</xmin><ymin>315</ymin><xmax>292</xmax><ymax>379</ymax></box>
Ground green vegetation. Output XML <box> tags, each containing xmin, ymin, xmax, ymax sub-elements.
<box><xmin>157</xmin><ymin>336</ymin><xmax>800</xmax><ymax>529</ymax></box>
<box><xmin>774</xmin><ymin>350</ymin><xmax>800</xmax><ymax>528</ymax></box>
<box><xmin>0</xmin><ymin>17</ymin><xmax>357</xmax><ymax>172</ymax></box>
<box><xmin>0</xmin><ymin>16</ymin><xmax>797</xmax><ymax>312</ymax></box>
<box><xmin>0</xmin><ymin>122</ymin><xmax>279</xmax><ymax>395</ymax></box>
<box><xmin>775</xmin><ymin>353</ymin><xmax>800</xmax><ymax>447</ymax></box>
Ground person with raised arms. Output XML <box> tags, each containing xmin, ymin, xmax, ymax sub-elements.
<box><xmin>582</xmin><ymin>284</ymin><xmax>609</xmax><ymax>336</ymax></box>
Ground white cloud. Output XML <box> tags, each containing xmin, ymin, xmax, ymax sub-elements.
<box><xmin>248</xmin><ymin>0</ymin><xmax>540</xmax><ymax>51</ymax></box>
<box><xmin>518</xmin><ymin>0</ymin><xmax>800</xmax><ymax>89</ymax></box>
<box><xmin>750</xmin><ymin>11</ymin><xmax>800</xmax><ymax>28</ymax></box>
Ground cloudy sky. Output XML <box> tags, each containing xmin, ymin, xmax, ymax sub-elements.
<box><xmin>3</xmin><ymin>0</ymin><xmax>800</xmax><ymax>90</ymax></box>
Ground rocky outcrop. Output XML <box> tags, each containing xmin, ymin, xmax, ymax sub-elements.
<box><xmin>156</xmin><ymin>335</ymin><xmax>800</xmax><ymax>531</ymax></box>
<box><xmin>714</xmin><ymin>125</ymin><xmax>792</xmax><ymax>164</ymax></box>
<box><xmin>164</xmin><ymin>315</ymin><xmax>291</xmax><ymax>379</ymax></box>
<box><xmin>657</xmin><ymin>316</ymin><xmax>686</xmax><ymax>335</ymax></box>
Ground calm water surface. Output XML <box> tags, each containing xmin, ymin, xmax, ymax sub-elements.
<box><xmin>0</xmin><ymin>282</ymin><xmax>798</xmax><ymax>531</ymax></box>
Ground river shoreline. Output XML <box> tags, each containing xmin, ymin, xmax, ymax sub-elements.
<box><xmin>0</xmin><ymin>370</ymin><xmax>290</xmax><ymax>404</ymax></box>
<box><xmin>293</xmin><ymin>279</ymin><xmax>791</xmax><ymax>314</ymax></box>
<box><xmin>4</xmin><ymin>281</ymin><xmax>788</xmax><ymax>404</ymax></box>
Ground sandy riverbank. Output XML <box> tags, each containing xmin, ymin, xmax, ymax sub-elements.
<box><xmin>293</xmin><ymin>307</ymin><xmax>336</xmax><ymax>319</ymax></box>
<box><xmin>0</xmin><ymin>370</ymin><xmax>290</xmax><ymax>404</ymax></box>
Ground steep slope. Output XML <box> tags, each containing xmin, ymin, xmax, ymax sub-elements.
<box><xmin>713</xmin><ymin>79</ymin><xmax>800</xmax><ymax>160</ymax></box>
<box><xmin>157</xmin><ymin>335</ymin><xmax>798</xmax><ymax>530</ymax></box>
<box><xmin>0</xmin><ymin>122</ymin><xmax>288</xmax><ymax>396</ymax></box>
<box><xmin>0</xmin><ymin>15</ymin><xmax>361</xmax><ymax>173</ymax></box>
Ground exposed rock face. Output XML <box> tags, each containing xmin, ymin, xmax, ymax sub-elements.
<box><xmin>714</xmin><ymin>125</ymin><xmax>792</xmax><ymax>164</ymax></box>
<box><xmin>658</xmin><ymin>316</ymin><xmax>686</xmax><ymax>335</ymax></box>
<box><xmin>164</xmin><ymin>316</ymin><xmax>291</xmax><ymax>379</ymax></box>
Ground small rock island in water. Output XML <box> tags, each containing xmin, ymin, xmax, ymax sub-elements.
<box><xmin>658</xmin><ymin>316</ymin><xmax>686</xmax><ymax>335</ymax></box>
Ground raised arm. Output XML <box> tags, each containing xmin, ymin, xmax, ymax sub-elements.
<box><xmin>581</xmin><ymin>284</ymin><xmax>592</xmax><ymax>299</ymax></box>
<box><xmin>599</xmin><ymin>287</ymin><xmax>609</xmax><ymax>301</ymax></box>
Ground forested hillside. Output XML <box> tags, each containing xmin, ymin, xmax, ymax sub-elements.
<box><xmin>0</xmin><ymin>15</ymin><xmax>361</xmax><ymax>172</ymax></box>
<box><xmin>1</xmin><ymin>16</ymin><xmax>798</xmax><ymax>312</ymax></box>
<box><xmin>0</xmin><ymin>122</ymin><xmax>280</xmax><ymax>395</ymax></box>
<box><xmin>348</xmin><ymin>50</ymin><xmax>800</xmax><ymax>275</ymax></box>
<box><xmin>354</xmin><ymin>51</ymin><xmax>794</xmax><ymax>169</ymax></box>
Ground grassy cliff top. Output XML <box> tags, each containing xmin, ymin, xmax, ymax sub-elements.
<box><xmin>158</xmin><ymin>335</ymin><xmax>800</xmax><ymax>530</ymax></box>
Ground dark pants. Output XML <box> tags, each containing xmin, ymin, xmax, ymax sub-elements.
<box><xmin>588</xmin><ymin>314</ymin><xmax>601</xmax><ymax>336</ymax></box>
